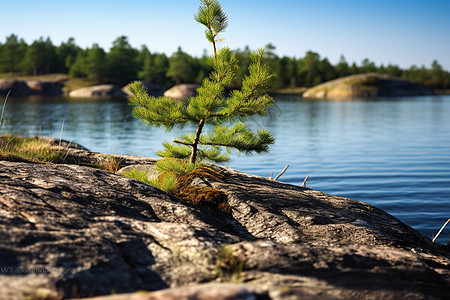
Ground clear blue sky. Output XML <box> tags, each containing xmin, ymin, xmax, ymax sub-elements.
<box><xmin>2</xmin><ymin>0</ymin><xmax>450</xmax><ymax>70</ymax></box>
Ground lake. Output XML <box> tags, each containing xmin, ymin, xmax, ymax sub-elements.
<box><xmin>1</xmin><ymin>94</ymin><xmax>450</xmax><ymax>244</ymax></box>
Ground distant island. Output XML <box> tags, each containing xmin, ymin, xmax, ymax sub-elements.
<box><xmin>303</xmin><ymin>73</ymin><xmax>435</xmax><ymax>99</ymax></box>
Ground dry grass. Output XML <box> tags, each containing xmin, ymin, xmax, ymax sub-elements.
<box><xmin>97</xmin><ymin>156</ymin><xmax>124</xmax><ymax>173</ymax></box>
<box><xmin>0</xmin><ymin>135</ymin><xmax>66</xmax><ymax>163</ymax></box>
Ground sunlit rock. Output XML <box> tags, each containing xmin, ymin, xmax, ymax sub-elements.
<box><xmin>69</xmin><ymin>84</ymin><xmax>126</xmax><ymax>98</ymax></box>
<box><xmin>303</xmin><ymin>73</ymin><xmax>434</xmax><ymax>99</ymax></box>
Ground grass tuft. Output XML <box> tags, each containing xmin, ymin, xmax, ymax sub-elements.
<box><xmin>97</xmin><ymin>156</ymin><xmax>124</xmax><ymax>173</ymax></box>
<box><xmin>0</xmin><ymin>135</ymin><xmax>66</xmax><ymax>163</ymax></box>
<box><xmin>215</xmin><ymin>244</ymin><xmax>244</xmax><ymax>282</ymax></box>
<box><xmin>122</xmin><ymin>169</ymin><xmax>177</xmax><ymax>194</ymax></box>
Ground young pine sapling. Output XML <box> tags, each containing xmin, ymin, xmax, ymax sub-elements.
<box><xmin>129</xmin><ymin>0</ymin><xmax>275</xmax><ymax>165</ymax></box>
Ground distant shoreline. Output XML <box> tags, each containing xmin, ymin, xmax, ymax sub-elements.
<box><xmin>1</xmin><ymin>73</ymin><xmax>450</xmax><ymax>98</ymax></box>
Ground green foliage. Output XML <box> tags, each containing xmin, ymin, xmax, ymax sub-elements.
<box><xmin>122</xmin><ymin>168</ymin><xmax>177</xmax><ymax>194</ymax></box>
<box><xmin>139</xmin><ymin>52</ymin><xmax>170</xmax><ymax>85</ymax></box>
<box><xmin>56</xmin><ymin>38</ymin><xmax>81</xmax><ymax>73</ymax></box>
<box><xmin>86</xmin><ymin>44</ymin><xmax>106</xmax><ymax>83</ymax></box>
<box><xmin>122</xmin><ymin>169</ymin><xmax>152</xmax><ymax>184</ymax></box>
<box><xmin>201</xmin><ymin>122</ymin><xmax>274</xmax><ymax>154</ymax></box>
<box><xmin>69</xmin><ymin>52</ymin><xmax>87</xmax><ymax>78</ymax></box>
<box><xmin>24</xmin><ymin>37</ymin><xmax>57</xmax><ymax>75</ymax></box>
<box><xmin>155</xmin><ymin>158</ymin><xmax>201</xmax><ymax>175</ymax></box>
<box><xmin>194</xmin><ymin>0</ymin><xmax>229</xmax><ymax>46</ymax></box>
<box><xmin>129</xmin><ymin>82</ymin><xmax>188</xmax><ymax>130</ymax></box>
<box><xmin>130</xmin><ymin>0</ymin><xmax>275</xmax><ymax>165</ymax></box>
<box><xmin>106</xmin><ymin>36</ymin><xmax>139</xmax><ymax>86</ymax></box>
<box><xmin>167</xmin><ymin>47</ymin><xmax>198</xmax><ymax>85</ymax></box>
<box><xmin>0</xmin><ymin>34</ymin><xmax>27</xmax><ymax>73</ymax></box>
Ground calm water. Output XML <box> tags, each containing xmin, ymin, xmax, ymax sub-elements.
<box><xmin>1</xmin><ymin>94</ymin><xmax>450</xmax><ymax>243</ymax></box>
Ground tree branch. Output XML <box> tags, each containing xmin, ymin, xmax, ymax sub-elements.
<box><xmin>173</xmin><ymin>139</ymin><xmax>193</xmax><ymax>146</ymax></box>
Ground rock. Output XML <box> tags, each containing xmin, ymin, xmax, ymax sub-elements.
<box><xmin>0</xmin><ymin>79</ymin><xmax>33</xmax><ymax>97</ymax></box>
<box><xmin>69</xmin><ymin>84</ymin><xmax>127</xmax><ymax>98</ymax></box>
<box><xmin>122</xmin><ymin>81</ymin><xmax>166</xmax><ymax>97</ymax></box>
<box><xmin>26</xmin><ymin>80</ymin><xmax>63</xmax><ymax>96</ymax></box>
<box><xmin>84</xmin><ymin>284</ymin><xmax>270</xmax><ymax>300</ymax></box>
<box><xmin>36</xmin><ymin>136</ymin><xmax>90</xmax><ymax>151</ymax></box>
<box><xmin>62</xmin><ymin>148</ymin><xmax>158</xmax><ymax>170</ymax></box>
<box><xmin>0</xmin><ymin>78</ymin><xmax>65</xmax><ymax>97</ymax></box>
<box><xmin>164</xmin><ymin>84</ymin><xmax>200</xmax><ymax>101</ymax></box>
<box><xmin>0</xmin><ymin>157</ymin><xmax>449</xmax><ymax>299</ymax></box>
<box><xmin>303</xmin><ymin>73</ymin><xmax>435</xmax><ymax>99</ymax></box>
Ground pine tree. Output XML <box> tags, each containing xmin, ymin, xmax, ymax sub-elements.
<box><xmin>106</xmin><ymin>36</ymin><xmax>139</xmax><ymax>86</ymax></box>
<box><xmin>86</xmin><ymin>44</ymin><xmax>106</xmax><ymax>83</ymax></box>
<box><xmin>129</xmin><ymin>0</ymin><xmax>275</xmax><ymax>165</ymax></box>
<box><xmin>0</xmin><ymin>34</ymin><xmax>27</xmax><ymax>73</ymax></box>
<box><xmin>167</xmin><ymin>47</ymin><xmax>196</xmax><ymax>85</ymax></box>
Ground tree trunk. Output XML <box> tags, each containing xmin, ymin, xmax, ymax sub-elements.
<box><xmin>189</xmin><ymin>119</ymin><xmax>205</xmax><ymax>164</ymax></box>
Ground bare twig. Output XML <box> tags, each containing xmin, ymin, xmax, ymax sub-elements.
<box><xmin>0</xmin><ymin>90</ymin><xmax>11</xmax><ymax>125</ymax></box>
<box><xmin>274</xmin><ymin>164</ymin><xmax>289</xmax><ymax>181</ymax></box>
<box><xmin>269</xmin><ymin>172</ymin><xmax>273</xmax><ymax>180</ymax></box>
<box><xmin>301</xmin><ymin>175</ymin><xmax>309</xmax><ymax>188</ymax></box>
<box><xmin>432</xmin><ymin>218</ymin><xmax>450</xmax><ymax>243</ymax></box>
<box><xmin>59</xmin><ymin>120</ymin><xmax>65</xmax><ymax>146</ymax></box>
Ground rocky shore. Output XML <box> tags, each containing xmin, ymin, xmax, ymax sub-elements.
<box><xmin>303</xmin><ymin>73</ymin><xmax>435</xmax><ymax>99</ymax></box>
<box><xmin>0</xmin><ymin>78</ymin><xmax>64</xmax><ymax>97</ymax></box>
<box><xmin>0</xmin><ymin>77</ymin><xmax>166</xmax><ymax>98</ymax></box>
<box><xmin>0</xmin><ymin>144</ymin><xmax>449</xmax><ymax>299</ymax></box>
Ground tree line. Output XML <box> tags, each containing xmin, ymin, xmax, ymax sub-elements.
<box><xmin>1</xmin><ymin>34</ymin><xmax>449</xmax><ymax>90</ymax></box>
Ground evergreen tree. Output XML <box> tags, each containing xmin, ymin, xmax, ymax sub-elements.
<box><xmin>129</xmin><ymin>0</ymin><xmax>275</xmax><ymax>165</ymax></box>
<box><xmin>151</xmin><ymin>53</ymin><xmax>170</xmax><ymax>85</ymax></box>
<box><xmin>24</xmin><ymin>37</ymin><xmax>56</xmax><ymax>75</ymax></box>
<box><xmin>138</xmin><ymin>46</ymin><xmax>171</xmax><ymax>85</ymax></box>
<box><xmin>85</xmin><ymin>44</ymin><xmax>106</xmax><ymax>83</ymax></box>
<box><xmin>319</xmin><ymin>57</ymin><xmax>337</xmax><ymax>82</ymax></box>
<box><xmin>136</xmin><ymin>45</ymin><xmax>151</xmax><ymax>68</ymax></box>
<box><xmin>167</xmin><ymin>47</ymin><xmax>197</xmax><ymax>85</ymax></box>
<box><xmin>0</xmin><ymin>34</ymin><xmax>27</xmax><ymax>73</ymax></box>
<box><xmin>264</xmin><ymin>43</ymin><xmax>282</xmax><ymax>88</ymax></box>
<box><xmin>276</xmin><ymin>56</ymin><xmax>289</xmax><ymax>87</ymax></box>
<box><xmin>56</xmin><ymin>37</ymin><xmax>80</xmax><ymax>73</ymax></box>
<box><xmin>69</xmin><ymin>51</ymin><xmax>88</xmax><ymax>78</ymax></box>
<box><xmin>385</xmin><ymin>64</ymin><xmax>402</xmax><ymax>77</ymax></box>
<box><xmin>360</xmin><ymin>58</ymin><xmax>377</xmax><ymax>73</ymax></box>
<box><xmin>298</xmin><ymin>51</ymin><xmax>322</xmax><ymax>86</ymax></box>
<box><xmin>106</xmin><ymin>36</ymin><xmax>138</xmax><ymax>86</ymax></box>
<box><xmin>335</xmin><ymin>55</ymin><xmax>350</xmax><ymax>78</ymax></box>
